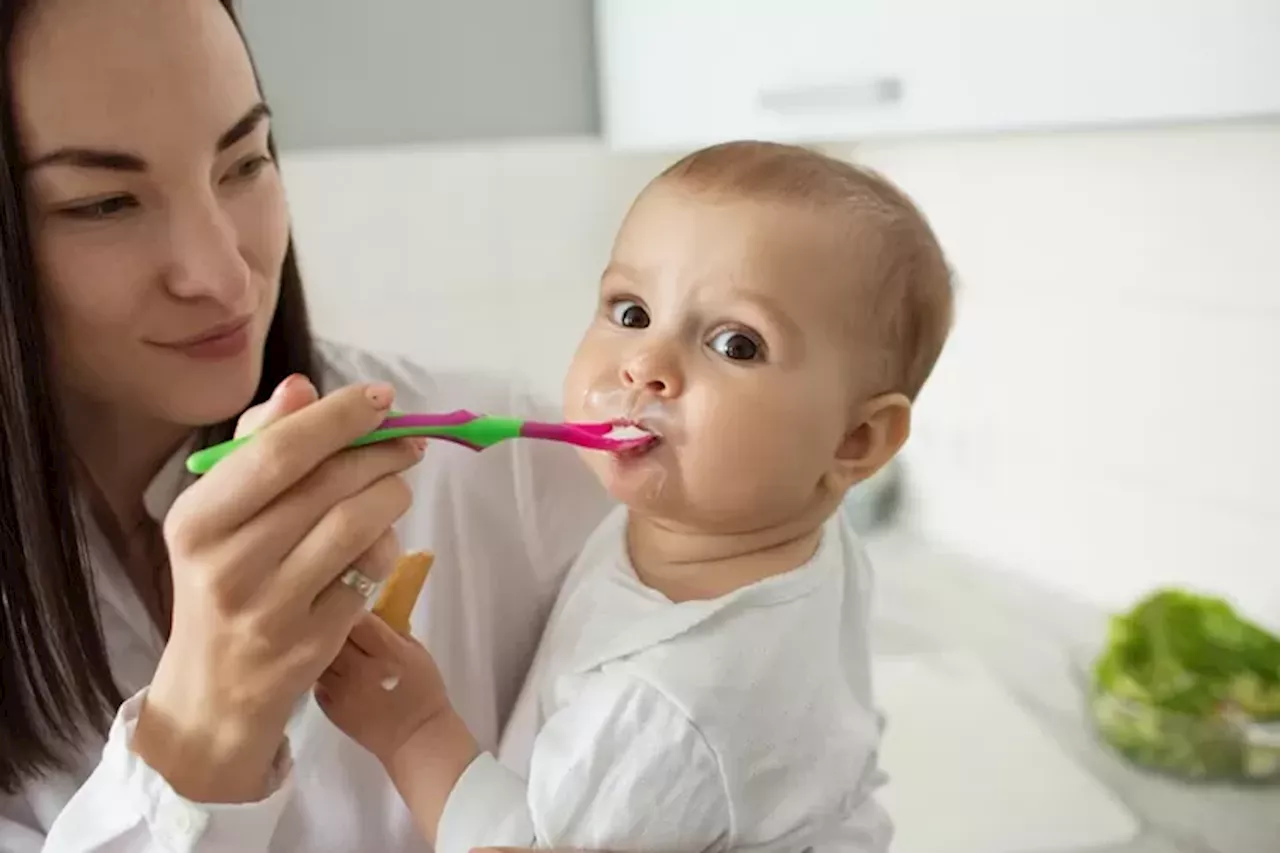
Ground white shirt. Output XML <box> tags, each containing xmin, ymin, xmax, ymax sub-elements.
<box><xmin>0</xmin><ymin>341</ymin><xmax>612</xmax><ymax>853</ymax></box>
<box><xmin>436</xmin><ymin>506</ymin><xmax>894</xmax><ymax>853</ymax></box>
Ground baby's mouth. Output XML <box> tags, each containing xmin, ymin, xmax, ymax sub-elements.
<box><xmin>605</xmin><ymin>419</ymin><xmax>662</xmax><ymax>456</ymax></box>
<box><xmin>605</xmin><ymin>422</ymin><xmax>655</xmax><ymax>441</ymax></box>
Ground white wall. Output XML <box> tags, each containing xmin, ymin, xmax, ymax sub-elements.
<box><xmin>853</xmin><ymin>123</ymin><xmax>1280</xmax><ymax>627</ymax></box>
<box><xmin>282</xmin><ymin>139</ymin><xmax>669</xmax><ymax>397</ymax></box>
<box><xmin>279</xmin><ymin>122</ymin><xmax>1280</xmax><ymax>625</ymax></box>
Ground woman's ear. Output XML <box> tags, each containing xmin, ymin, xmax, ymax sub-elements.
<box><xmin>832</xmin><ymin>392</ymin><xmax>912</xmax><ymax>489</ymax></box>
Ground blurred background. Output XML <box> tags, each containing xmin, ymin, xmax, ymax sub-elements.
<box><xmin>238</xmin><ymin>3</ymin><xmax>1279</xmax><ymax>850</ymax></box>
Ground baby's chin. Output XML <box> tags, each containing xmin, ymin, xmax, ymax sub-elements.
<box><xmin>591</xmin><ymin>443</ymin><xmax>743</xmax><ymax>524</ymax></box>
<box><xmin>589</xmin><ymin>448</ymin><xmax>675</xmax><ymax>512</ymax></box>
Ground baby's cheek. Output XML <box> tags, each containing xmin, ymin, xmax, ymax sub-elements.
<box><xmin>704</xmin><ymin>427</ymin><xmax>825</xmax><ymax>506</ymax></box>
<box><xmin>686</xmin><ymin>436</ymin><xmax>780</xmax><ymax>502</ymax></box>
<box><xmin>696</xmin><ymin>408</ymin><xmax>795</xmax><ymax>472</ymax></box>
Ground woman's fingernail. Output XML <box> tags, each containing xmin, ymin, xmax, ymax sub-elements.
<box><xmin>366</xmin><ymin>383</ymin><xmax>395</xmax><ymax>408</ymax></box>
<box><xmin>409</xmin><ymin>437</ymin><xmax>428</xmax><ymax>455</ymax></box>
<box><xmin>273</xmin><ymin>374</ymin><xmax>300</xmax><ymax>400</ymax></box>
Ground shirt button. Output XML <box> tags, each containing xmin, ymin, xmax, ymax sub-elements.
<box><xmin>155</xmin><ymin>802</ymin><xmax>208</xmax><ymax>850</ymax></box>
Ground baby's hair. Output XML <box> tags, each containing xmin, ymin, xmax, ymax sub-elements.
<box><xmin>656</xmin><ymin>140</ymin><xmax>954</xmax><ymax>401</ymax></box>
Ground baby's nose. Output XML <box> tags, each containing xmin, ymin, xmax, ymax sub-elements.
<box><xmin>620</xmin><ymin>353</ymin><xmax>681</xmax><ymax>397</ymax></box>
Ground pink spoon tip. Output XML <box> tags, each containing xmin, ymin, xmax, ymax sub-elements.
<box><xmin>520</xmin><ymin>419</ymin><xmax>660</xmax><ymax>452</ymax></box>
<box><xmin>597</xmin><ymin>423</ymin><xmax>661</xmax><ymax>453</ymax></box>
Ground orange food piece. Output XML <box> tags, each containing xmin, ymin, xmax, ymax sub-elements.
<box><xmin>372</xmin><ymin>551</ymin><xmax>434</xmax><ymax>634</ymax></box>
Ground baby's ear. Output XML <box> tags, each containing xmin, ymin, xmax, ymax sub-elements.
<box><xmin>831</xmin><ymin>393</ymin><xmax>912</xmax><ymax>490</ymax></box>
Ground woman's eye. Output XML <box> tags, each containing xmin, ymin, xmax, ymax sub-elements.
<box><xmin>225</xmin><ymin>155</ymin><xmax>272</xmax><ymax>182</ymax></box>
<box><xmin>58</xmin><ymin>195</ymin><xmax>139</xmax><ymax>220</ymax></box>
<box><xmin>710</xmin><ymin>330</ymin><xmax>762</xmax><ymax>362</ymax></box>
<box><xmin>609</xmin><ymin>299</ymin><xmax>650</xmax><ymax>329</ymax></box>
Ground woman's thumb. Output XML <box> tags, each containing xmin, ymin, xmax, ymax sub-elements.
<box><xmin>234</xmin><ymin>374</ymin><xmax>318</xmax><ymax>439</ymax></box>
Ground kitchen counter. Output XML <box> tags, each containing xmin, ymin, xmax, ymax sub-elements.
<box><xmin>863</xmin><ymin>528</ymin><xmax>1278</xmax><ymax>853</ymax></box>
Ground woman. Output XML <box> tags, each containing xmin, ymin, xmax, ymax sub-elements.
<box><xmin>0</xmin><ymin>0</ymin><xmax>609</xmax><ymax>850</ymax></box>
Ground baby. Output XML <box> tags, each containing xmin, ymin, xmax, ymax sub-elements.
<box><xmin>317</xmin><ymin>140</ymin><xmax>954</xmax><ymax>853</ymax></box>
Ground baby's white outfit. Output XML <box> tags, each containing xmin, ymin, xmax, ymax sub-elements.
<box><xmin>437</xmin><ymin>506</ymin><xmax>892</xmax><ymax>853</ymax></box>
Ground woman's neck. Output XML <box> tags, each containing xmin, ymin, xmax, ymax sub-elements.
<box><xmin>61</xmin><ymin>395</ymin><xmax>191</xmax><ymax>537</ymax></box>
<box><xmin>625</xmin><ymin>502</ymin><xmax>834</xmax><ymax>603</ymax></box>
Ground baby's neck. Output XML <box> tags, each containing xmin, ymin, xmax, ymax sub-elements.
<box><xmin>625</xmin><ymin>510</ymin><xmax>829</xmax><ymax>603</ymax></box>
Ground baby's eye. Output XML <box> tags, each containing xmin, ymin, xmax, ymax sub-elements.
<box><xmin>709</xmin><ymin>330</ymin><xmax>762</xmax><ymax>362</ymax></box>
<box><xmin>609</xmin><ymin>299</ymin><xmax>650</xmax><ymax>329</ymax></box>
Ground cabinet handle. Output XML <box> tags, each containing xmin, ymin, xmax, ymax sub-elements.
<box><xmin>758</xmin><ymin>78</ymin><xmax>903</xmax><ymax>114</ymax></box>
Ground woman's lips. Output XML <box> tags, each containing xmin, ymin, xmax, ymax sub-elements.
<box><xmin>156</xmin><ymin>318</ymin><xmax>251</xmax><ymax>360</ymax></box>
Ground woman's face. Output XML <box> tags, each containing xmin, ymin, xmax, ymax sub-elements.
<box><xmin>12</xmin><ymin>0</ymin><xmax>288</xmax><ymax>429</ymax></box>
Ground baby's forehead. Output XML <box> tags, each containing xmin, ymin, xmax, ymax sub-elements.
<box><xmin>624</xmin><ymin>181</ymin><xmax>879</xmax><ymax>265</ymax></box>
<box><xmin>626</xmin><ymin>182</ymin><xmax>871</xmax><ymax>272</ymax></box>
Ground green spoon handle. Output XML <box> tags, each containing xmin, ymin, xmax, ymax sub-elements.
<box><xmin>185</xmin><ymin>413</ymin><xmax>525</xmax><ymax>475</ymax></box>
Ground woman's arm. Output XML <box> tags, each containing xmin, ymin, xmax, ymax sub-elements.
<box><xmin>28</xmin><ymin>378</ymin><xmax>423</xmax><ymax>851</ymax></box>
<box><xmin>19</xmin><ymin>689</ymin><xmax>294</xmax><ymax>853</ymax></box>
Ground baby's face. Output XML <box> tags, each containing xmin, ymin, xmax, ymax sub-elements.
<box><xmin>564</xmin><ymin>182</ymin><xmax>868</xmax><ymax>533</ymax></box>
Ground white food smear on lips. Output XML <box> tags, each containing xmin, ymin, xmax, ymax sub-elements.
<box><xmin>604</xmin><ymin>424</ymin><xmax>654</xmax><ymax>441</ymax></box>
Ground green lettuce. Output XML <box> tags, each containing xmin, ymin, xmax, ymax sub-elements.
<box><xmin>1090</xmin><ymin>589</ymin><xmax>1280</xmax><ymax>780</ymax></box>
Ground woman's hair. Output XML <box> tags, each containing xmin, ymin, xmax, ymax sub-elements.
<box><xmin>0</xmin><ymin>0</ymin><xmax>315</xmax><ymax>792</ymax></box>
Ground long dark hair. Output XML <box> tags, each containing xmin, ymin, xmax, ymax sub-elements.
<box><xmin>0</xmin><ymin>0</ymin><xmax>315</xmax><ymax>792</ymax></box>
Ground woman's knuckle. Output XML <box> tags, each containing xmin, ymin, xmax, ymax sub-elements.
<box><xmin>251</xmin><ymin>433</ymin><xmax>305</xmax><ymax>484</ymax></box>
<box><xmin>197</xmin><ymin>569</ymin><xmax>242</xmax><ymax>614</ymax></box>
<box><xmin>301</xmin><ymin>448</ymin><xmax>357</xmax><ymax>504</ymax></box>
<box><xmin>327</xmin><ymin>501</ymin><xmax>370</xmax><ymax>552</ymax></box>
<box><xmin>162</xmin><ymin>509</ymin><xmax>195</xmax><ymax>552</ymax></box>
<box><xmin>232</xmin><ymin>618</ymin><xmax>280</xmax><ymax>667</ymax></box>
<box><xmin>356</xmin><ymin>539</ymin><xmax>397</xmax><ymax>582</ymax></box>
<box><xmin>385</xmin><ymin>474</ymin><xmax>413</xmax><ymax>514</ymax></box>
<box><xmin>164</xmin><ymin>494</ymin><xmax>213</xmax><ymax>550</ymax></box>
<box><xmin>233</xmin><ymin>403</ymin><xmax>269</xmax><ymax>439</ymax></box>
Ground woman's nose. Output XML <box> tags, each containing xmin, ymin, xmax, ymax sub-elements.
<box><xmin>163</xmin><ymin>197</ymin><xmax>251</xmax><ymax>305</ymax></box>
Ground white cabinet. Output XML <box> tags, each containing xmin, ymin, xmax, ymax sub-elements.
<box><xmin>240</xmin><ymin>0</ymin><xmax>598</xmax><ymax>150</ymax></box>
<box><xmin>595</xmin><ymin>0</ymin><xmax>1280</xmax><ymax>151</ymax></box>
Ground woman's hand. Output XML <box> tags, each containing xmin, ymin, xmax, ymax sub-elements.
<box><xmin>131</xmin><ymin>375</ymin><xmax>426</xmax><ymax>803</ymax></box>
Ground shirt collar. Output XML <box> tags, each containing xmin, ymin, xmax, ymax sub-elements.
<box><xmin>142</xmin><ymin>435</ymin><xmax>200</xmax><ymax>523</ymax></box>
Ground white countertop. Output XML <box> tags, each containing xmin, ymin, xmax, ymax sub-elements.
<box><xmin>863</xmin><ymin>528</ymin><xmax>1278</xmax><ymax>853</ymax></box>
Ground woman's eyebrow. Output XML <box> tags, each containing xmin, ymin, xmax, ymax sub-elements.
<box><xmin>26</xmin><ymin>148</ymin><xmax>145</xmax><ymax>172</ymax></box>
<box><xmin>216</xmin><ymin>102</ymin><xmax>271</xmax><ymax>152</ymax></box>
<box><xmin>25</xmin><ymin>102</ymin><xmax>272</xmax><ymax>173</ymax></box>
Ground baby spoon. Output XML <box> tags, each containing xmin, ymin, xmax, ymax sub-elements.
<box><xmin>184</xmin><ymin>410</ymin><xmax>656</xmax><ymax>475</ymax></box>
